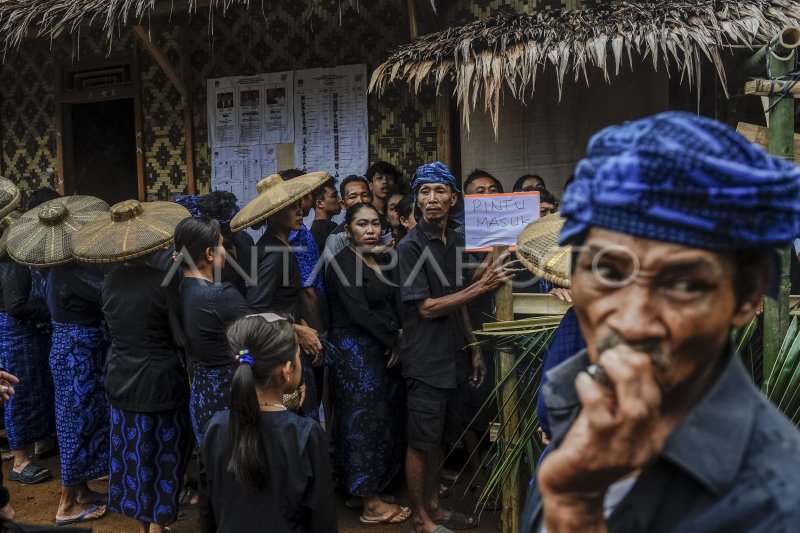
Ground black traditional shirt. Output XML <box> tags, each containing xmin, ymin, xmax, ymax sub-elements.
<box><xmin>46</xmin><ymin>263</ymin><xmax>109</xmax><ymax>325</ymax></box>
<box><xmin>522</xmin><ymin>348</ymin><xmax>800</xmax><ymax>532</ymax></box>
<box><xmin>199</xmin><ymin>410</ymin><xmax>337</xmax><ymax>533</ymax></box>
<box><xmin>102</xmin><ymin>264</ymin><xmax>189</xmax><ymax>412</ymax></box>
<box><xmin>247</xmin><ymin>233</ymin><xmax>301</xmax><ymax>321</ymax></box>
<box><xmin>0</xmin><ymin>258</ymin><xmax>49</xmax><ymax>321</ymax></box>
<box><xmin>397</xmin><ymin>217</ymin><xmax>469</xmax><ymax>389</ymax></box>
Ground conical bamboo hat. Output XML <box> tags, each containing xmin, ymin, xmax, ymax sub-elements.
<box><xmin>230</xmin><ymin>171</ymin><xmax>329</xmax><ymax>232</ymax></box>
<box><xmin>0</xmin><ymin>177</ymin><xmax>21</xmax><ymax>219</ymax></box>
<box><xmin>7</xmin><ymin>196</ymin><xmax>109</xmax><ymax>267</ymax></box>
<box><xmin>515</xmin><ymin>212</ymin><xmax>572</xmax><ymax>288</ymax></box>
<box><xmin>0</xmin><ymin>211</ymin><xmax>21</xmax><ymax>260</ymax></box>
<box><xmin>73</xmin><ymin>200</ymin><xmax>191</xmax><ymax>264</ymax></box>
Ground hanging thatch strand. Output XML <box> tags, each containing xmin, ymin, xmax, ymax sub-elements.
<box><xmin>370</xmin><ymin>0</ymin><xmax>800</xmax><ymax>133</ymax></box>
<box><xmin>0</xmin><ymin>0</ymin><xmax>376</xmax><ymax>53</ymax></box>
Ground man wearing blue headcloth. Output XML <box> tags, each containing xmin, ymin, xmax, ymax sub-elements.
<box><xmin>522</xmin><ymin>112</ymin><xmax>800</xmax><ymax>532</ymax></box>
<box><xmin>398</xmin><ymin>162</ymin><xmax>512</xmax><ymax>532</ymax></box>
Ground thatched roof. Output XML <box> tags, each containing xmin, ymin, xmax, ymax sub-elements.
<box><xmin>0</xmin><ymin>0</ymin><xmax>360</xmax><ymax>51</ymax></box>
<box><xmin>370</xmin><ymin>0</ymin><xmax>800</xmax><ymax>132</ymax></box>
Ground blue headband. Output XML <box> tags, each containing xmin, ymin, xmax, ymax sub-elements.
<box><xmin>560</xmin><ymin>111</ymin><xmax>800</xmax><ymax>252</ymax></box>
<box><xmin>411</xmin><ymin>162</ymin><xmax>460</xmax><ymax>193</ymax></box>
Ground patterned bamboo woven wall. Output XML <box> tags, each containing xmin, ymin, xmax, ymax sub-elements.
<box><xmin>0</xmin><ymin>0</ymin><xmax>439</xmax><ymax>202</ymax></box>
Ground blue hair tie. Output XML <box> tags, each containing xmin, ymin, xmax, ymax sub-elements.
<box><xmin>238</xmin><ymin>349</ymin><xmax>254</xmax><ymax>367</ymax></box>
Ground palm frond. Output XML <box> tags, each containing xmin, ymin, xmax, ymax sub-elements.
<box><xmin>763</xmin><ymin>316</ymin><xmax>800</xmax><ymax>426</ymax></box>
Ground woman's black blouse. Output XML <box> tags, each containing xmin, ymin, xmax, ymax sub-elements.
<box><xmin>246</xmin><ymin>233</ymin><xmax>301</xmax><ymax>320</ymax></box>
<box><xmin>102</xmin><ymin>264</ymin><xmax>189</xmax><ymax>412</ymax></box>
<box><xmin>180</xmin><ymin>277</ymin><xmax>251</xmax><ymax>368</ymax></box>
<box><xmin>326</xmin><ymin>246</ymin><xmax>400</xmax><ymax>348</ymax></box>
<box><xmin>199</xmin><ymin>410</ymin><xmax>337</xmax><ymax>533</ymax></box>
<box><xmin>0</xmin><ymin>258</ymin><xmax>49</xmax><ymax>321</ymax></box>
<box><xmin>46</xmin><ymin>263</ymin><xmax>108</xmax><ymax>325</ymax></box>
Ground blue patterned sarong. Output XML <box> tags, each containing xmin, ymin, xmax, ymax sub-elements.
<box><xmin>330</xmin><ymin>327</ymin><xmax>404</xmax><ymax>497</ymax></box>
<box><xmin>0</xmin><ymin>313</ymin><xmax>54</xmax><ymax>450</ymax></box>
<box><xmin>108</xmin><ymin>406</ymin><xmax>191</xmax><ymax>525</ymax></box>
<box><xmin>190</xmin><ymin>363</ymin><xmax>234</xmax><ymax>445</ymax></box>
<box><xmin>50</xmin><ymin>321</ymin><xmax>110</xmax><ymax>486</ymax></box>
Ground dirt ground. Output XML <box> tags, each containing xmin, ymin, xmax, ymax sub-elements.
<box><xmin>5</xmin><ymin>453</ymin><xmax>502</xmax><ymax>532</ymax></box>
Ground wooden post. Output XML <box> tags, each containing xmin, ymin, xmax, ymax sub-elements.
<box><xmin>179</xmin><ymin>26</ymin><xmax>196</xmax><ymax>195</ymax></box>
<box><xmin>494</xmin><ymin>245</ymin><xmax>520</xmax><ymax>533</ymax></box>
<box><xmin>756</xmin><ymin>29</ymin><xmax>799</xmax><ymax>378</ymax></box>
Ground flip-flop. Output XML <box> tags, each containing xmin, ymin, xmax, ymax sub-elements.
<box><xmin>359</xmin><ymin>506</ymin><xmax>411</xmax><ymax>525</ymax></box>
<box><xmin>433</xmin><ymin>509</ymin><xmax>478</xmax><ymax>530</ymax></box>
<box><xmin>8</xmin><ymin>462</ymin><xmax>52</xmax><ymax>484</ymax></box>
<box><xmin>55</xmin><ymin>504</ymin><xmax>107</xmax><ymax>527</ymax></box>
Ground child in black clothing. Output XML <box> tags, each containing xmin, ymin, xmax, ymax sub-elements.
<box><xmin>198</xmin><ymin>314</ymin><xmax>337</xmax><ymax>532</ymax></box>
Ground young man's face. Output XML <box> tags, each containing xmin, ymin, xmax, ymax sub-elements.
<box><xmin>318</xmin><ymin>186</ymin><xmax>341</xmax><ymax>217</ymax></box>
<box><xmin>299</xmin><ymin>193</ymin><xmax>314</xmax><ymax>217</ymax></box>
<box><xmin>341</xmin><ymin>181</ymin><xmax>373</xmax><ymax>210</ymax></box>
<box><xmin>417</xmin><ymin>183</ymin><xmax>456</xmax><ymax>224</ymax></box>
<box><xmin>370</xmin><ymin>173</ymin><xmax>394</xmax><ymax>201</ymax></box>
<box><xmin>466</xmin><ymin>177</ymin><xmax>500</xmax><ymax>195</ymax></box>
<box><xmin>539</xmin><ymin>201</ymin><xmax>557</xmax><ymax>217</ymax></box>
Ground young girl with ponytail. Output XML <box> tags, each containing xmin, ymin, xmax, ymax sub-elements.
<box><xmin>198</xmin><ymin>314</ymin><xmax>336</xmax><ymax>533</ymax></box>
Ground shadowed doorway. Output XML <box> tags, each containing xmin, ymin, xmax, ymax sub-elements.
<box><xmin>64</xmin><ymin>99</ymin><xmax>139</xmax><ymax>205</ymax></box>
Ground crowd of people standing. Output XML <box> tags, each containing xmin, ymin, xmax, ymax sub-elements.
<box><xmin>0</xmin><ymin>159</ymin><xmax>568</xmax><ymax>532</ymax></box>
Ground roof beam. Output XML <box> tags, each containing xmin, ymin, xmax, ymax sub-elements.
<box><xmin>132</xmin><ymin>25</ymin><xmax>188</xmax><ymax>100</ymax></box>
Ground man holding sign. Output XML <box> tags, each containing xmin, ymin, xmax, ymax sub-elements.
<box><xmin>398</xmin><ymin>162</ymin><xmax>513</xmax><ymax>532</ymax></box>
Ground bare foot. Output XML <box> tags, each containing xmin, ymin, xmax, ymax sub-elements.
<box><xmin>361</xmin><ymin>498</ymin><xmax>411</xmax><ymax>523</ymax></box>
<box><xmin>76</xmin><ymin>485</ymin><xmax>108</xmax><ymax>506</ymax></box>
<box><xmin>55</xmin><ymin>503</ymin><xmax>106</xmax><ymax>524</ymax></box>
<box><xmin>0</xmin><ymin>503</ymin><xmax>15</xmax><ymax>521</ymax></box>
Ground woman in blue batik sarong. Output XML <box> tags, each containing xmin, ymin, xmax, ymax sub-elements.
<box><xmin>325</xmin><ymin>203</ymin><xmax>410</xmax><ymax>525</ymax></box>
<box><xmin>174</xmin><ymin>217</ymin><xmax>251</xmax><ymax>445</ymax></box>
<box><xmin>47</xmin><ymin>261</ymin><xmax>112</xmax><ymax>526</ymax></box>
<box><xmin>0</xmin><ymin>221</ymin><xmax>55</xmax><ymax>485</ymax></box>
<box><xmin>71</xmin><ymin>199</ymin><xmax>193</xmax><ymax>533</ymax></box>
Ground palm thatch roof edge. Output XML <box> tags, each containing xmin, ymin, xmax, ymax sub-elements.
<box><xmin>369</xmin><ymin>0</ymin><xmax>800</xmax><ymax>133</ymax></box>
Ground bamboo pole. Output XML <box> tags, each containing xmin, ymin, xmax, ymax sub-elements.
<box><xmin>493</xmin><ymin>245</ymin><xmax>520</xmax><ymax>533</ymax></box>
<box><xmin>755</xmin><ymin>28</ymin><xmax>799</xmax><ymax>379</ymax></box>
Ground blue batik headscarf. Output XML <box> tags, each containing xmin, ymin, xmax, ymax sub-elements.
<box><xmin>560</xmin><ymin>111</ymin><xmax>800</xmax><ymax>251</ymax></box>
<box><xmin>411</xmin><ymin>162</ymin><xmax>465</xmax><ymax>228</ymax></box>
<box><xmin>174</xmin><ymin>192</ymin><xmax>240</xmax><ymax>226</ymax></box>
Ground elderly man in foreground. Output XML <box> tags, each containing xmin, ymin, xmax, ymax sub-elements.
<box><xmin>522</xmin><ymin>112</ymin><xmax>800</xmax><ymax>532</ymax></box>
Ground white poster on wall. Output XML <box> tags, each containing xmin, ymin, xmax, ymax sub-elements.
<box><xmin>293</xmin><ymin>64</ymin><xmax>368</xmax><ymax>179</ymax></box>
<box><xmin>208</xmin><ymin>71</ymin><xmax>294</xmax><ymax>148</ymax></box>
<box><xmin>211</xmin><ymin>145</ymin><xmax>277</xmax><ymax>205</ymax></box>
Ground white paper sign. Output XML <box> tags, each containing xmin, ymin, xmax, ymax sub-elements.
<box><xmin>293</xmin><ymin>64</ymin><xmax>368</xmax><ymax>179</ymax></box>
<box><xmin>464</xmin><ymin>192</ymin><xmax>539</xmax><ymax>251</ymax></box>
<box><xmin>207</xmin><ymin>71</ymin><xmax>294</xmax><ymax>147</ymax></box>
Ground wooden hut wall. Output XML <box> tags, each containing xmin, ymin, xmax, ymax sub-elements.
<box><xmin>0</xmin><ymin>0</ymin><xmax>438</xmax><ymax>203</ymax></box>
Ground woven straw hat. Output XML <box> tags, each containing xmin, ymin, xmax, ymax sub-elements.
<box><xmin>516</xmin><ymin>212</ymin><xmax>572</xmax><ymax>288</ymax></box>
<box><xmin>7</xmin><ymin>196</ymin><xmax>110</xmax><ymax>267</ymax></box>
<box><xmin>230</xmin><ymin>171</ymin><xmax>330</xmax><ymax>232</ymax></box>
<box><xmin>0</xmin><ymin>177</ymin><xmax>21</xmax><ymax>219</ymax></box>
<box><xmin>72</xmin><ymin>200</ymin><xmax>191</xmax><ymax>264</ymax></box>
<box><xmin>0</xmin><ymin>211</ymin><xmax>21</xmax><ymax>260</ymax></box>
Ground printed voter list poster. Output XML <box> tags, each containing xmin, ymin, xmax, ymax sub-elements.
<box><xmin>464</xmin><ymin>192</ymin><xmax>539</xmax><ymax>251</ymax></box>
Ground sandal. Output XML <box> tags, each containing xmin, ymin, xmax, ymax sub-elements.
<box><xmin>9</xmin><ymin>462</ymin><xmax>52</xmax><ymax>484</ymax></box>
<box><xmin>55</xmin><ymin>504</ymin><xmax>107</xmax><ymax>527</ymax></box>
<box><xmin>434</xmin><ymin>509</ymin><xmax>478</xmax><ymax>530</ymax></box>
<box><xmin>359</xmin><ymin>505</ymin><xmax>411</xmax><ymax>525</ymax></box>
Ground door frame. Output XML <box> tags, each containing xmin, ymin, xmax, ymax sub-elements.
<box><xmin>55</xmin><ymin>51</ymin><xmax>145</xmax><ymax>201</ymax></box>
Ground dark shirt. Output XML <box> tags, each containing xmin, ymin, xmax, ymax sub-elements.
<box><xmin>326</xmin><ymin>246</ymin><xmax>400</xmax><ymax>348</ymax></box>
<box><xmin>536</xmin><ymin>307</ymin><xmax>586</xmax><ymax>438</ymax></box>
<box><xmin>466</xmin><ymin>252</ymin><xmax>494</xmax><ymax>331</ymax></box>
<box><xmin>522</xmin><ymin>348</ymin><xmax>800</xmax><ymax>532</ymax></box>
<box><xmin>102</xmin><ymin>264</ymin><xmax>189</xmax><ymax>412</ymax></box>
<box><xmin>0</xmin><ymin>259</ymin><xmax>49</xmax><ymax>321</ymax></box>
<box><xmin>397</xmin><ymin>217</ymin><xmax>468</xmax><ymax>389</ymax></box>
<box><xmin>46</xmin><ymin>263</ymin><xmax>108</xmax><ymax>325</ymax></box>
<box><xmin>310</xmin><ymin>219</ymin><xmax>337</xmax><ymax>258</ymax></box>
<box><xmin>248</xmin><ymin>233</ymin><xmax>301</xmax><ymax>320</ymax></box>
<box><xmin>180</xmin><ymin>277</ymin><xmax>251</xmax><ymax>368</ymax></box>
<box><xmin>223</xmin><ymin>231</ymin><xmax>254</xmax><ymax>296</ymax></box>
<box><xmin>199</xmin><ymin>410</ymin><xmax>337</xmax><ymax>533</ymax></box>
